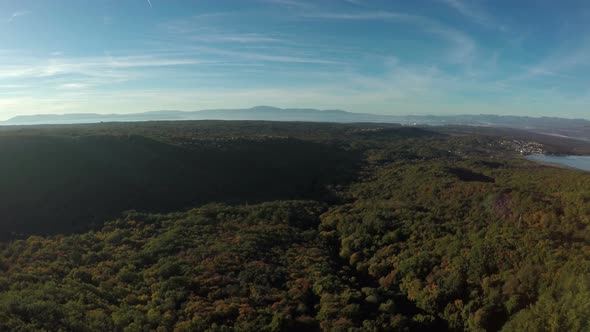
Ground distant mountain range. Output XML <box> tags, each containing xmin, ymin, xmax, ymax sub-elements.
<box><xmin>2</xmin><ymin>106</ymin><xmax>399</xmax><ymax>125</ymax></box>
<box><xmin>3</xmin><ymin>106</ymin><xmax>590</xmax><ymax>141</ymax></box>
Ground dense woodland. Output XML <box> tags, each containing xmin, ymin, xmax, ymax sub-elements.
<box><xmin>0</xmin><ymin>124</ymin><xmax>361</xmax><ymax>238</ymax></box>
<box><xmin>0</xmin><ymin>121</ymin><xmax>589</xmax><ymax>331</ymax></box>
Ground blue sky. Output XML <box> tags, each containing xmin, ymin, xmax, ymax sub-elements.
<box><xmin>1</xmin><ymin>0</ymin><xmax>590</xmax><ymax>119</ymax></box>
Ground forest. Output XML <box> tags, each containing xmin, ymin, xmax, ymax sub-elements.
<box><xmin>0</xmin><ymin>121</ymin><xmax>589</xmax><ymax>331</ymax></box>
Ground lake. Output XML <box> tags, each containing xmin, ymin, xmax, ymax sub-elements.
<box><xmin>526</xmin><ymin>154</ymin><xmax>590</xmax><ymax>171</ymax></box>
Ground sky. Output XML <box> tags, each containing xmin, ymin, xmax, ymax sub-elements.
<box><xmin>1</xmin><ymin>0</ymin><xmax>590</xmax><ymax>120</ymax></box>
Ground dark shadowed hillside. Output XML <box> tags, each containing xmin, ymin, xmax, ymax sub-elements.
<box><xmin>0</xmin><ymin>133</ymin><xmax>360</xmax><ymax>239</ymax></box>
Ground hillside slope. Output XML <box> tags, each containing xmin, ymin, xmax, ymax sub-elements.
<box><xmin>0</xmin><ymin>133</ymin><xmax>359</xmax><ymax>238</ymax></box>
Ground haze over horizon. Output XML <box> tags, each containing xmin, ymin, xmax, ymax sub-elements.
<box><xmin>2</xmin><ymin>0</ymin><xmax>590</xmax><ymax>120</ymax></box>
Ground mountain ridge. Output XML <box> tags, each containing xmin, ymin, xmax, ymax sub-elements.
<box><xmin>3</xmin><ymin>106</ymin><xmax>590</xmax><ymax>140</ymax></box>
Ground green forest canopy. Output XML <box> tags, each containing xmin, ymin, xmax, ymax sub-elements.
<box><xmin>0</xmin><ymin>121</ymin><xmax>589</xmax><ymax>331</ymax></box>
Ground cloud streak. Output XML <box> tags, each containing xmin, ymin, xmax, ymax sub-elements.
<box><xmin>191</xmin><ymin>33</ymin><xmax>283</xmax><ymax>44</ymax></box>
<box><xmin>261</xmin><ymin>0</ymin><xmax>312</xmax><ymax>9</ymax></box>
<box><xmin>0</xmin><ymin>54</ymin><xmax>208</xmax><ymax>82</ymax></box>
<box><xmin>439</xmin><ymin>0</ymin><xmax>506</xmax><ymax>31</ymax></box>
<box><xmin>305</xmin><ymin>11</ymin><xmax>477</xmax><ymax>64</ymax></box>
<box><xmin>191</xmin><ymin>46</ymin><xmax>344</xmax><ymax>64</ymax></box>
<box><xmin>7</xmin><ymin>11</ymin><xmax>29</xmax><ymax>23</ymax></box>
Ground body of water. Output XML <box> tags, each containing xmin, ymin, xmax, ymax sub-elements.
<box><xmin>526</xmin><ymin>154</ymin><xmax>590</xmax><ymax>171</ymax></box>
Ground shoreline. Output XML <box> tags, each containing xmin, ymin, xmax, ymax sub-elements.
<box><xmin>525</xmin><ymin>154</ymin><xmax>590</xmax><ymax>172</ymax></box>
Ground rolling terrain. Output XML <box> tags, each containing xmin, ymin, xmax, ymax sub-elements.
<box><xmin>0</xmin><ymin>121</ymin><xmax>588</xmax><ymax>331</ymax></box>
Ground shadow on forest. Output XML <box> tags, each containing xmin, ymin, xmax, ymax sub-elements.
<box><xmin>0</xmin><ymin>135</ymin><xmax>361</xmax><ymax>238</ymax></box>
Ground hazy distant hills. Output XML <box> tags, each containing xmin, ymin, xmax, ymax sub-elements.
<box><xmin>4</xmin><ymin>106</ymin><xmax>590</xmax><ymax>140</ymax></box>
<box><xmin>2</xmin><ymin>106</ymin><xmax>396</xmax><ymax>125</ymax></box>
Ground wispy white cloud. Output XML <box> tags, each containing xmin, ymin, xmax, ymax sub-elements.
<box><xmin>191</xmin><ymin>46</ymin><xmax>344</xmax><ymax>64</ymax></box>
<box><xmin>261</xmin><ymin>0</ymin><xmax>312</xmax><ymax>9</ymax></box>
<box><xmin>0</xmin><ymin>54</ymin><xmax>208</xmax><ymax>82</ymax></box>
<box><xmin>105</xmin><ymin>55</ymin><xmax>205</xmax><ymax>68</ymax></box>
<box><xmin>161</xmin><ymin>13</ymin><xmax>242</xmax><ymax>34</ymax></box>
<box><xmin>57</xmin><ymin>83</ymin><xmax>89</xmax><ymax>90</ymax></box>
<box><xmin>2</xmin><ymin>1</ymin><xmax>589</xmax><ymax>120</ymax></box>
<box><xmin>306</xmin><ymin>11</ymin><xmax>413</xmax><ymax>21</ymax></box>
<box><xmin>305</xmin><ymin>11</ymin><xmax>477</xmax><ymax>64</ymax></box>
<box><xmin>0</xmin><ymin>84</ymin><xmax>29</xmax><ymax>90</ymax></box>
<box><xmin>500</xmin><ymin>44</ymin><xmax>590</xmax><ymax>86</ymax></box>
<box><xmin>1</xmin><ymin>56</ymin><xmax>588</xmax><ymax>121</ymax></box>
<box><xmin>7</xmin><ymin>11</ymin><xmax>29</xmax><ymax>23</ymax></box>
<box><xmin>191</xmin><ymin>33</ymin><xmax>283</xmax><ymax>44</ymax></box>
<box><xmin>439</xmin><ymin>0</ymin><xmax>506</xmax><ymax>31</ymax></box>
<box><xmin>430</xmin><ymin>25</ymin><xmax>476</xmax><ymax>64</ymax></box>
<box><xmin>343</xmin><ymin>0</ymin><xmax>366</xmax><ymax>6</ymax></box>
